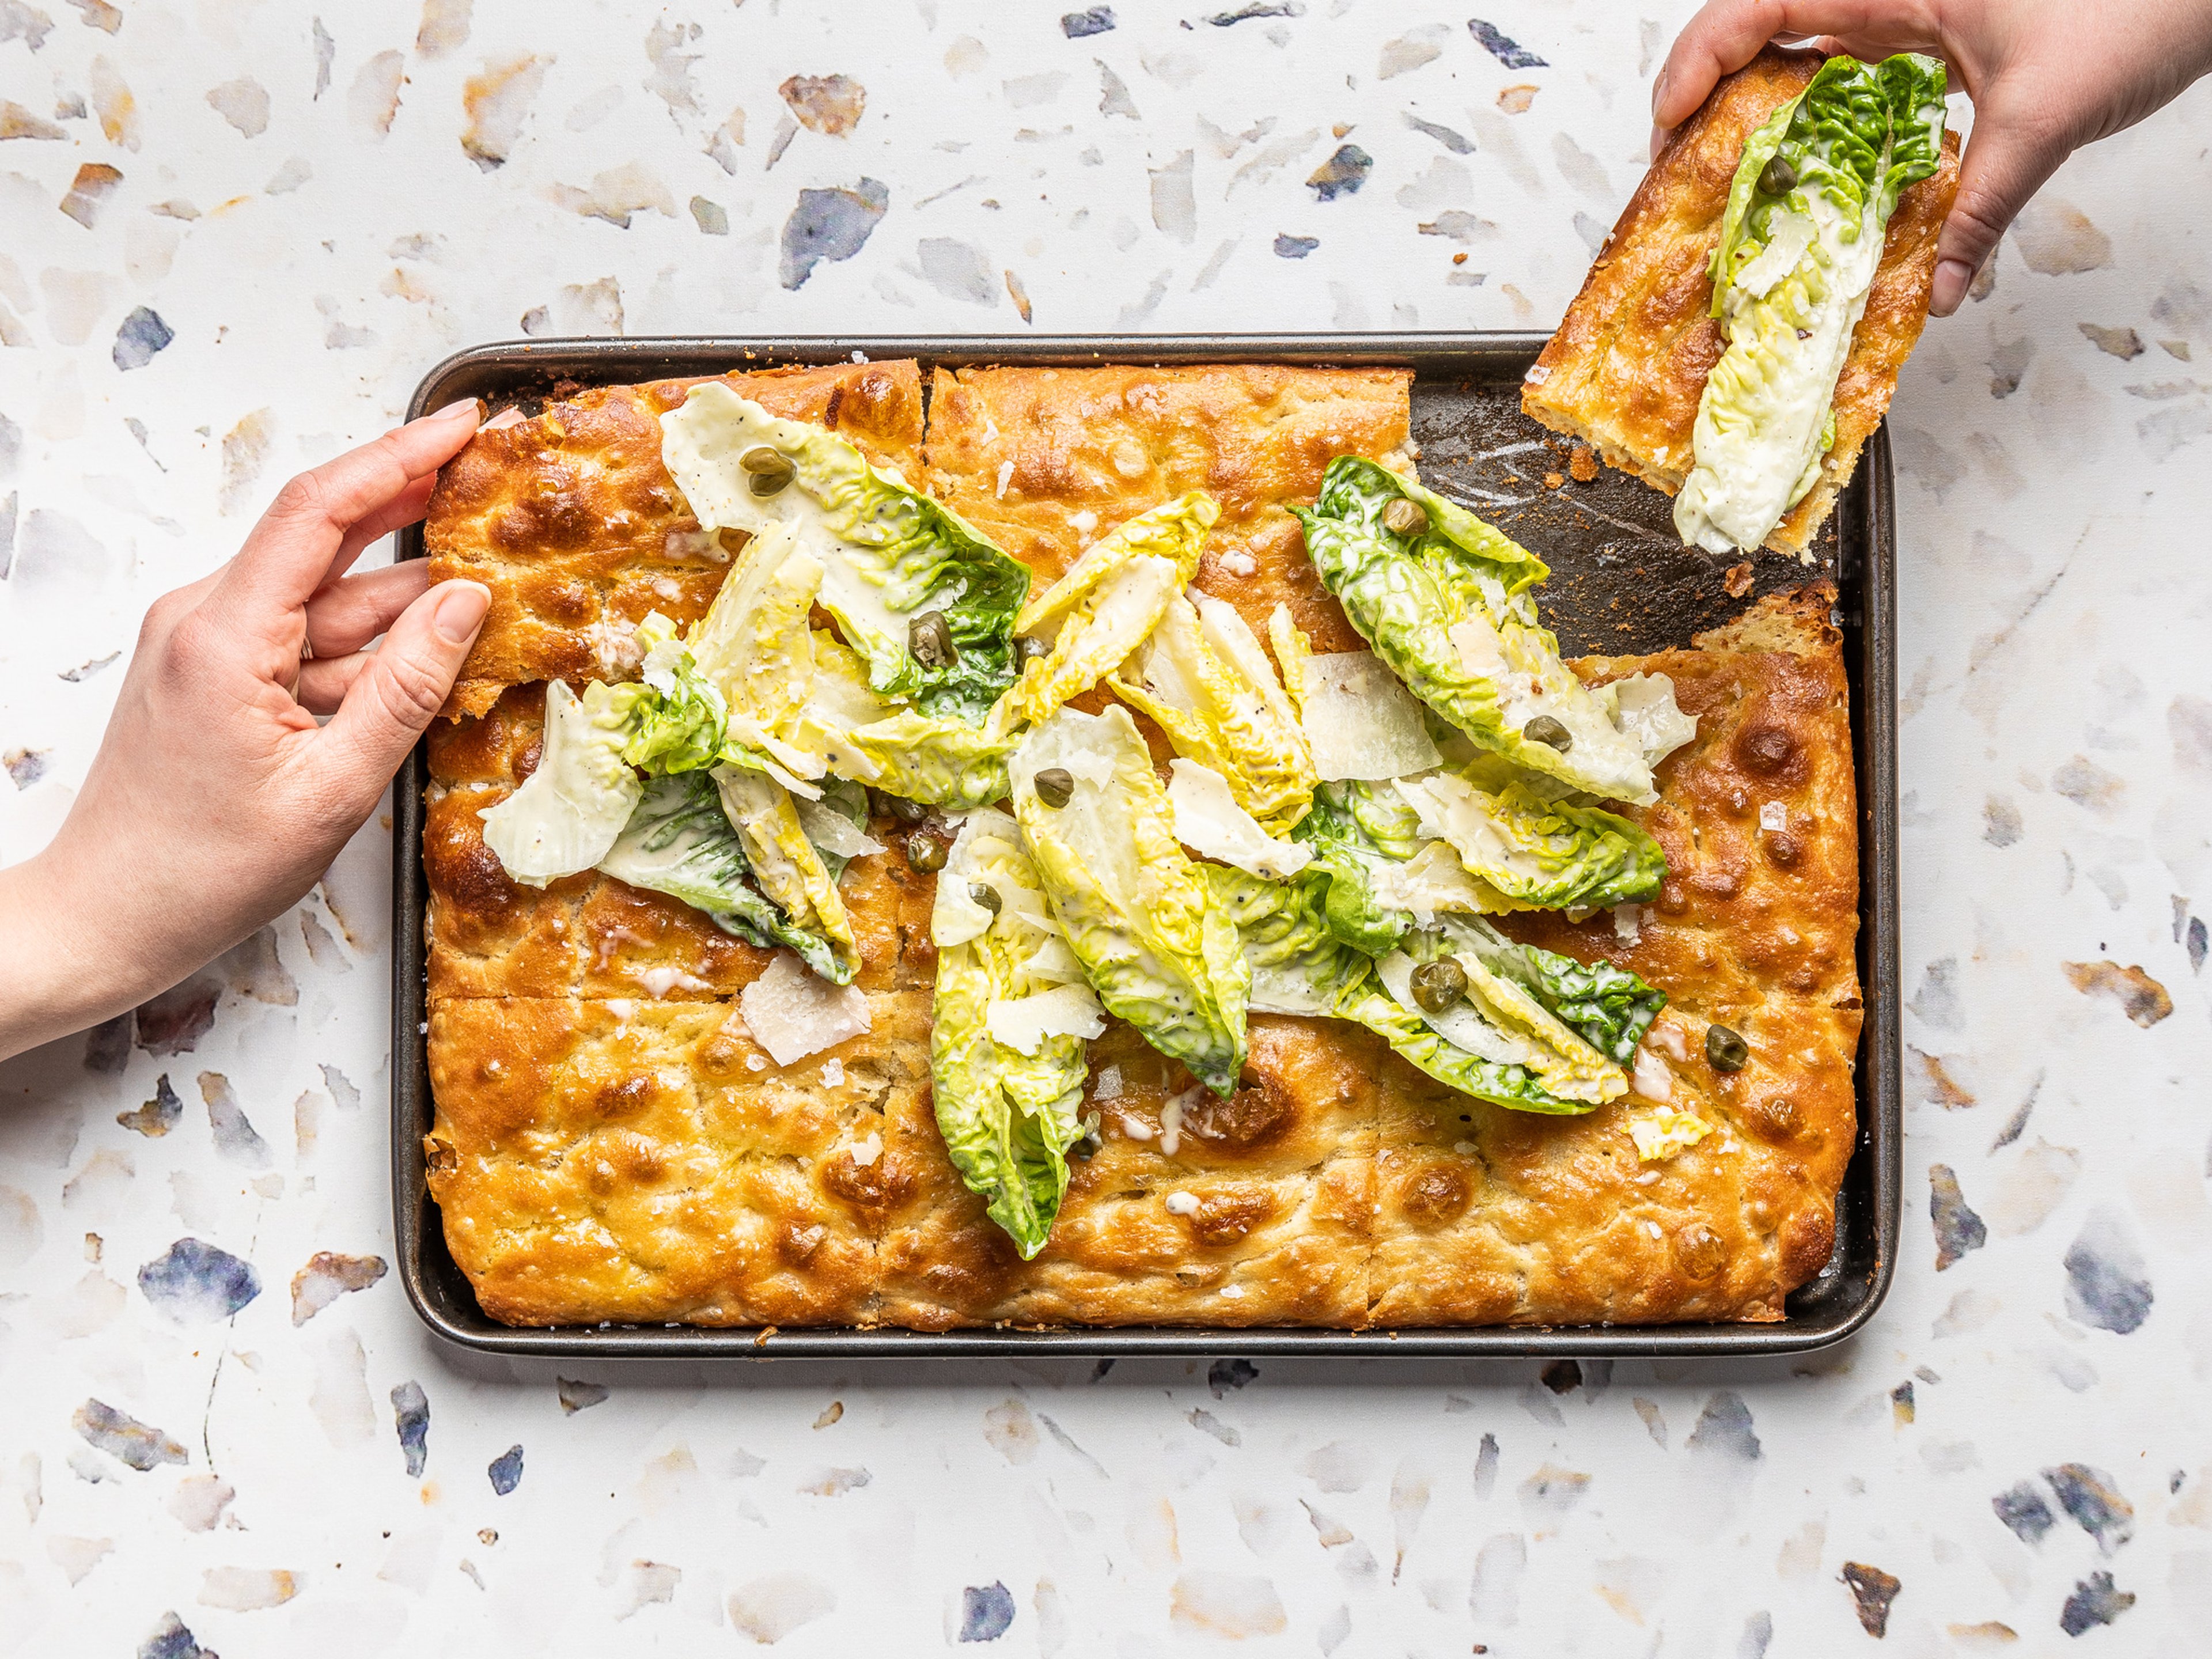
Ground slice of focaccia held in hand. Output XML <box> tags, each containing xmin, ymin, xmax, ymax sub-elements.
<box><xmin>1522</xmin><ymin>48</ymin><xmax>1959</xmax><ymax>560</ymax></box>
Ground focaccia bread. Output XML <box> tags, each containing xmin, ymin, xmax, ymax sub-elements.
<box><xmin>925</xmin><ymin>363</ymin><xmax>1414</xmax><ymax>655</ymax></box>
<box><xmin>419</xmin><ymin>363</ymin><xmax>1861</xmax><ymax>1331</ymax></box>
<box><xmin>425</xmin><ymin>360</ymin><xmax>925</xmax><ymax>718</ymax></box>
<box><xmin>1522</xmin><ymin>48</ymin><xmax>1959</xmax><ymax>556</ymax></box>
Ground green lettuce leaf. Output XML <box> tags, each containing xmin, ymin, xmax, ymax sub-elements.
<box><xmin>929</xmin><ymin>808</ymin><xmax>1100</xmax><ymax>1258</ymax></box>
<box><xmin>608</xmin><ymin>612</ymin><xmax>732</xmax><ymax>776</ymax></box>
<box><xmin>1012</xmin><ymin>704</ymin><xmax>1249</xmax><ymax>1096</ymax></box>
<box><xmin>1433</xmin><ymin>915</ymin><xmax>1666</xmax><ymax>1065</ymax></box>
<box><xmin>1108</xmin><ymin>592</ymin><xmax>1316</xmax><ymax>835</ymax></box>
<box><xmin>596</xmin><ymin>773</ymin><xmax>846</xmax><ymax>981</ymax></box>
<box><xmin>478</xmin><ymin>679</ymin><xmax>643</xmax><ymax>888</ymax></box>
<box><xmin>1294</xmin><ymin>458</ymin><xmax>1656</xmax><ymax>802</ymax></box>
<box><xmin>711</xmin><ymin>763</ymin><xmax>858</xmax><ymax>980</ymax></box>
<box><xmin>677</xmin><ymin>521</ymin><xmax>830</xmax><ymax>787</ymax></box>
<box><xmin>660</xmin><ymin>382</ymin><xmax>1030</xmax><ymax>722</ymax></box>
<box><xmin>1012</xmin><ymin>492</ymin><xmax>1216</xmax><ymax>728</ymax></box>
<box><xmin>1290</xmin><ymin>779</ymin><xmax>1425</xmax><ymax>956</ymax></box>
<box><xmin>1392</xmin><ymin>769</ymin><xmax>1666</xmax><ymax>912</ymax></box>
<box><xmin>1202</xmin><ymin>868</ymin><xmax>1586</xmax><ymax>1115</ymax></box>
<box><xmin>1373</xmin><ymin>941</ymin><xmax>1624</xmax><ymax>1105</ymax></box>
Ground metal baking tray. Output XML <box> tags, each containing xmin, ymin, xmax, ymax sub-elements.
<box><xmin>391</xmin><ymin>334</ymin><xmax>1900</xmax><ymax>1359</ymax></box>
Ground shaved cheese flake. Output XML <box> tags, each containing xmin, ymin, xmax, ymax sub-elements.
<box><xmin>1093</xmin><ymin>1064</ymin><xmax>1123</xmax><ymax>1100</ymax></box>
<box><xmin>1299</xmin><ymin>652</ymin><xmax>1441</xmax><ymax>781</ymax></box>
<box><xmin>737</xmin><ymin>950</ymin><xmax>872</xmax><ymax>1066</ymax></box>
<box><xmin>1732</xmin><ymin>208</ymin><xmax>1817</xmax><ymax>300</ymax></box>
<box><xmin>794</xmin><ymin>796</ymin><xmax>885</xmax><ymax>860</ymax></box>
<box><xmin>1167</xmin><ymin>759</ymin><xmax>1312</xmax><ymax>879</ymax></box>
<box><xmin>1628</xmin><ymin>1104</ymin><xmax>1713</xmax><ymax>1162</ymax></box>
<box><xmin>1608</xmin><ymin>673</ymin><xmax>1699</xmax><ymax>768</ymax></box>
<box><xmin>986</xmin><ymin>982</ymin><xmax>1108</xmax><ymax>1055</ymax></box>
<box><xmin>1612</xmin><ymin>902</ymin><xmax>1643</xmax><ymax>945</ymax></box>
<box><xmin>849</xmin><ymin>1130</ymin><xmax>882</xmax><ymax>1166</ymax></box>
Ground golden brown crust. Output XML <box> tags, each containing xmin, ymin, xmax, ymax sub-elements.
<box><xmin>426</xmin><ymin>361</ymin><xmax>926</xmax><ymax>718</ymax></box>
<box><xmin>1521</xmin><ymin>48</ymin><xmax>1959</xmax><ymax>555</ymax></box>
<box><xmin>924</xmin><ymin>363</ymin><xmax>1413</xmax><ymax>653</ymax></box>
<box><xmin>426</xmin><ymin>993</ymin><xmax>924</xmax><ymax>1327</ymax></box>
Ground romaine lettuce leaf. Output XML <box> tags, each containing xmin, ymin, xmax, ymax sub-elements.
<box><xmin>1012</xmin><ymin>492</ymin><xmax>1216</xmax><ymax>727</ymax></box>
<box><xmin>612</xmin><ymin>611</ymin><xmax>733</xmax><ymax>775</ymax></box>
<box><xmin>930</xmin><ymin>808</ymin><xmax>1098</xmax><ymax>1258</ymax></box>
<box><xmin>660</xmin><ymin>383</ymin><xmax>1030</xmax><ymax>722</ymax></box>
<box><xmin>793</xmin><ymin>778</ymin><xmax>879</xmax><ymax>882</ymax></box>
<box><xmin>1392</xmin><ymin>770</ymin><xmax>1666</xmax><ymax>913</ymax></box>
<box><xmin>596</xmin><ymin>773</ymin><xmax>847</xmax><ymax>982</ymax></box>
<box><xmin>1436</xmin><ymin>914</ymin><xmax>1667</xmax><ymax>1065</ymax></box>
<box><xmin>777</xmin><ymin>631</ymin><xmax>1017</xmax><ymax>810</ymax></box>
<box><xmin>1373</xmin><ymin>944</ymin><xmax>1623</xmax><ymax>1105</ymax></box>
<box><xmin>1683</xmin><ymin>53</ymin><xmax>1949</xmax><ymax>553</ymax></box>
<box><xmin>678</xmin><ymin>521</ymin><xmax>827</xmax><ymax>786</ymax></box>
<box><xmin>1294</xmin><ymin>458</ymin><xmax>1656</xmax><ymax>802</ymax></box>
<box><xmin>479</xmin><ymin>679</ymin><xmax>643</xmax><ymax>888</ymax></box>
<box><xmin>1202</xmin><ymin>868</ymin><xmax>1588</xmax><ymax>1115</ymax></box>
<box><xmin>711</xmin><ymin>763</ymin><xmax>858</xmax><ymax>979</ymax></box>
<box><xmin>1109</xmin><ymin>593</ymin><xmax>1316</xmax><ymax>835</ymax></box>
<box><xmin>1290</xmin><ymin>779</ymin><xmax>1425</xmax><ymax>956</ymax></box>
<box><xmin>1010</xmin><ymin>705</ymin><xmax>1249</xmax><ymax>1096</ymax></box>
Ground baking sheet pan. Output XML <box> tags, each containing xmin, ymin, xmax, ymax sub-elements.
<box><xmin>389</xmin><ymin>334</ymin><xmax>1900</xmax><ymax>1358</ymax></box>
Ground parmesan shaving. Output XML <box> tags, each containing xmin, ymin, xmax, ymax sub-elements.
<box><xmin>1607</xmin><ymin>673</ymin><xmax>1699</xmax><ymax>768</ymax></box>
<box><xmin>1298</xmin><ymin>652</ymin><xmax>1442</xmax><ymax>781</ymax></box>
<box><xmin>986</xmin><ymin>983</ymin><xmax>1108</xmax><ymax>1055</ymax></box>
<box><xmin>849</xmin><ymin>1130</ymin><xmax>882</xmax><ymax>1166</ymax></box>
<box><xmin>1166</xmin><ymin>760</ymin><xmax>1312</xmax><ymax>879</ymax></box>
<box><xmin>794</xmin><ymin>796</ymin><xmax>885</xmax><ymax>860</ymax></box>
<box><xmin>737</xmin><ymin>951</ymin><xmax>872</xmax><ymax>1066</ymax></box>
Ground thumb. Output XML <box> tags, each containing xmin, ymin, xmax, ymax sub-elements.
<box><xmin>1930</xmin><ymin>104</ymin><xmax>2073</xmax><ymax>316</ymax></box>
<box><xmin>316</xmin><ymin>579</ymin><xmax>490</xmax><ymax>803</ymax></box>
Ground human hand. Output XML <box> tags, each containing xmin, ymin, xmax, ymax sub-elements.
<box><xmin>0</xmin><ymin>400</ymin><xmax>490</xmax><ymax>1060</ymax></box>
<box><xmin>1650</xmin><ymin>0</ymin><xmax>2212</xmax><ymax>314</ymax></box>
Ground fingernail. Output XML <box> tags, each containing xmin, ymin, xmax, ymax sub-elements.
<box><xmin>428</xmin><ymin>397</ymin><xmax>480</xmax><ymax>423</ymax></box>
<box><xmin>433</xmin><ymin>581</ymin><xmax>490</xmax><ymax>643</ymax></box>
<box><xmin>1649</xmin><ymin>68</ymin><xmax>1668</xmax><ymax>119</ymax></box>
<box><xmin>1930</xmin><ymin>258</ymin><xmax>1971</xmax><ymax>317</ymax></box>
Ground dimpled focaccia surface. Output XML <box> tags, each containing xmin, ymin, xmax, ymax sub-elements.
<box><xmin>425</xmin><ymin>359</ymin><xmax>925</xmax><ymax>718</ymax></box>
<box><xmin>425</xmin><ymin>992</ymin><xmax>929</xmax><ymax>1328</ymax></box>
<box><xmin>418</xmin><ymin>358</ymin><xmax>1861</xmax><ymax>1330</ymax></box>
<box><xmin>1521</xmin><ymin>47</ymin><xmax>1959</xmax><ymax>556</ymax></box>
<box><xmin>924</xmin><ymin>363</ymin><xmax>1414</xmax><ymax>654</ymax></box>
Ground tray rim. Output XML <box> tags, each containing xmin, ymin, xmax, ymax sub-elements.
<box><xmin>390</xmin><ymin>332</ymin><xmax>1901</xmax><ymax>1361</ymax></box>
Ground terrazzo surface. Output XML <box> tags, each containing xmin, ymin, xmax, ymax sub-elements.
<box><xmin>5</xmin><ymin>1</ymin><xmax>2212</xmax><ymax>1652</ymax></box>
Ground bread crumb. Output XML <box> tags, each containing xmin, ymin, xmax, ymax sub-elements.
<box><xmin>1543</xmin><ymin>471</ymin><xmax>1565</xmax><ymax>490</ymax></box>
<box><xmin>1568</xmin><ymin>444</ymin><xmax>1598</xmax><ymax>482</ymax></box>
<box><xmin>1723</xmin><ymin>562</ymin><xmax>1754</xmax><ymax>599</ymax></box>
<box><xmin>1452</xmin><ymin>251</ymin><xmax>1468</xmax><ymax>266</ymax></box>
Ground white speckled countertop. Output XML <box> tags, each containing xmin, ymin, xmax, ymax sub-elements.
<box><xmin>5</xmin><ymin>2</ymin><xmax>2212</xmax><ymax>1653</ymax></box>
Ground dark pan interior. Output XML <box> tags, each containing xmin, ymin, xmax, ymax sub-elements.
<box><xmin>392</xmin><ymin>334</ymin><xmax>1899</xmax><ymax>1359</ymax></box>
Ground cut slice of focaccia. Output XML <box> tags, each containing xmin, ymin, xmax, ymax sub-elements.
<box><xmin>1521</xmin><ymin>47</ymin><xmax>1959</xmax><ymax>558</ymax></box>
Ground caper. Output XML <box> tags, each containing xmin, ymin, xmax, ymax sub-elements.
<box><xmin>1410</xmin><ymin>959</ymin><xmax>1468</xmax><ymax>1014</ymax></box>
<box><xmin>1524</xmin><ymin>714</ymin><xmax>1573</xmax><ymax>751</ymax></box>
<box><xmin>1705</xmin><ymin>1023</ymin><xmax>1751</xmax><ymax>1073</ymax></box>
<box><xmin>1013</xmin><ymin>633</ymin><xmax>1050</xmax><ymax>668</ymax></box>
<box><xmin>904</xmin><ymin>832</ymin><xmax>947</xmax><ymax>873</ymax></box>
<box><xmin>870</xmin><ymin>789</ymin><xmax>927</xmax><ymax>824</ymax></box>
<box><xmin>738</xmin><ymin>444</ymin><xmax>789</xmax><ymax>475</ymax></box>
<box><xmin>1758</xmin><ymin>154</ymin><xmax>1797</xmax><ymax>196</ymax></box>
<box><xmin>908</xmin><ymin>609</ymin><xmax>957</xmax><ymax>669</ymax></box>
<box><xmin>1032</xmin><ymin>767</ymin><xmax>1075</xmax><ymax>809</ymax></box>
<box><xmin>971</xmin><ymin>882</ymin><xmax>1002</xmax><ymax>914</ymax></box>
<box><xmin>1381</xmin><ymin>496</ymin><xmax>1430</xmax><ymax>537</ymax></box>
